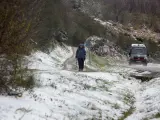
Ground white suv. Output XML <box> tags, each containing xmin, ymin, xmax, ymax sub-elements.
<box><xmin>129</xmin><ymin>44</ymin><xmax>149</xmax><ymax>66</ymax></box>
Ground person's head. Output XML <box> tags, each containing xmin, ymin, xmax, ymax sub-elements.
<box><xmin>79</xmin><ymin>44</ymin><xmax>84</xmax><ymax>48</ymax></box>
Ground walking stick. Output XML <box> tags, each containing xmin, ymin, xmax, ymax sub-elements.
<box><xmin>76</xmin><ymin>58</ymin><xmax>78</xmax><ymax>70</ymax></box>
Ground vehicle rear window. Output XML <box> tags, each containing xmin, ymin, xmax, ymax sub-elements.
<box><xmin>131</xmin><ymin>47</ymin><xmax>147</xmax><ymax>54</ymax></box>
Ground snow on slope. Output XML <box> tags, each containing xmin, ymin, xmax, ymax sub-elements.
<box><xmin>126</xmin><ymin>77</ymin><xmax>160</xmax><ymax>120</ymax></box>
<box><xmin>27</xmin><ymin>46</ymin><xmax>73</xmax><ymax>70</ymax></box>
<box><xmin>0</xmin><ymin>45</ymin><xmax>160</xmax><ymax>120</ymax></box>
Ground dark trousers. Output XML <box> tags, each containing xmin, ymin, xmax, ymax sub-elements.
<box><xmin>77</xmin><ymin>58</ymin><xmax>84</xmax><ymax>70</ymax></box>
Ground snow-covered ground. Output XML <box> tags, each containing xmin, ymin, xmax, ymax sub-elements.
<box><xmin>0</xmin><ymin>45</ymin><xmax>160</xmax><ymax>120</ymax></box>
<box><xmin>126</xmin><ymin>77</ymin><xmax>160</xmax><ymax>120</ymax></box>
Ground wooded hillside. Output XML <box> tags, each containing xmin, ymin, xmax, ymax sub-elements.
<box><xmin>103</xmin><ymin>0</ymin><xmax>160</xmax><ymax>32</ymax></box>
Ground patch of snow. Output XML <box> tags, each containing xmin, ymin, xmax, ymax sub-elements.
<box><xmin>94</xmin><ymin>18</ymin><xmax>113</xmax><ymax>27</ymax></box>
<box><xmin>27</xmin><ymin>45</ymin><xmax>72</xmax><ymax>71</ymax></box>
<box><xmin>126</xmin><ymin>77</ymin><xmax>160</xmax><ymax>120</ymax></box>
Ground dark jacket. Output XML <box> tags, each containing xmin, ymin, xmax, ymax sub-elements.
<box><xmin>76</xmin><ymin>46</ymin><xmax>86</xmax><ymax>59</ymax></box>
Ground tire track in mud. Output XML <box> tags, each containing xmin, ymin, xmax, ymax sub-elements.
<box><xmin>127</xmin><ymin>63</ymin><xmax>160</xmax><ymax>73</ymax></box>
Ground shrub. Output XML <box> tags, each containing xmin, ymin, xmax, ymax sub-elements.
<box><xmin>13</xmin><ymin>75</ymin><xmax>35</xmax><ymax>90</ymax></box>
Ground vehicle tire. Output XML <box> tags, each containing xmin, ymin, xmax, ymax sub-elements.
<box><xmin>129</xmin><ymin>61</ymin><xmax>133</xmax><ymax>65</ymax></box>
<box><xmin>143</xmin><ymin>62</ymin><xmax>147</xmax><ymax>66</ymax></box>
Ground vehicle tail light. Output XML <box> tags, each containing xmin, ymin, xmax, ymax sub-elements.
<box><xmin>134</xmin><ymin>57</ymin><xmax>144</xmax><ymax>60</ymax></box>
<box><xmin>134</xmin><ymin>57</ymin><xmax>138</xmax><ymax>60</ymax></box>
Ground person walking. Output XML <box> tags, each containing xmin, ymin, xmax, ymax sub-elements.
<box><xmin>76</xmin><ymin>44</ymin><xmax>86</xmax><ymax>71</ymax></box>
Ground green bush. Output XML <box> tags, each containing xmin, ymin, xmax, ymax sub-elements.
<box><xmin>14</xmin><ymin>75</ymin><xmax>35</xmax><ymax>89</ymax></box>
<box><xmin>155</xmin><ymin>113</ymin><xmax>160</xmax><ymax>118</ymax></box>
<box><xmin>0</xmin><ymin>54</ymin><xmax>35</xmax><ymax>93</ymax></box>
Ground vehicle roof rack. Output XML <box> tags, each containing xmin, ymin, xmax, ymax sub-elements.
<box><xmin>131</xmin><ymin>44</ymin><xmax>146</xmax><ymax>47</ymax></box>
